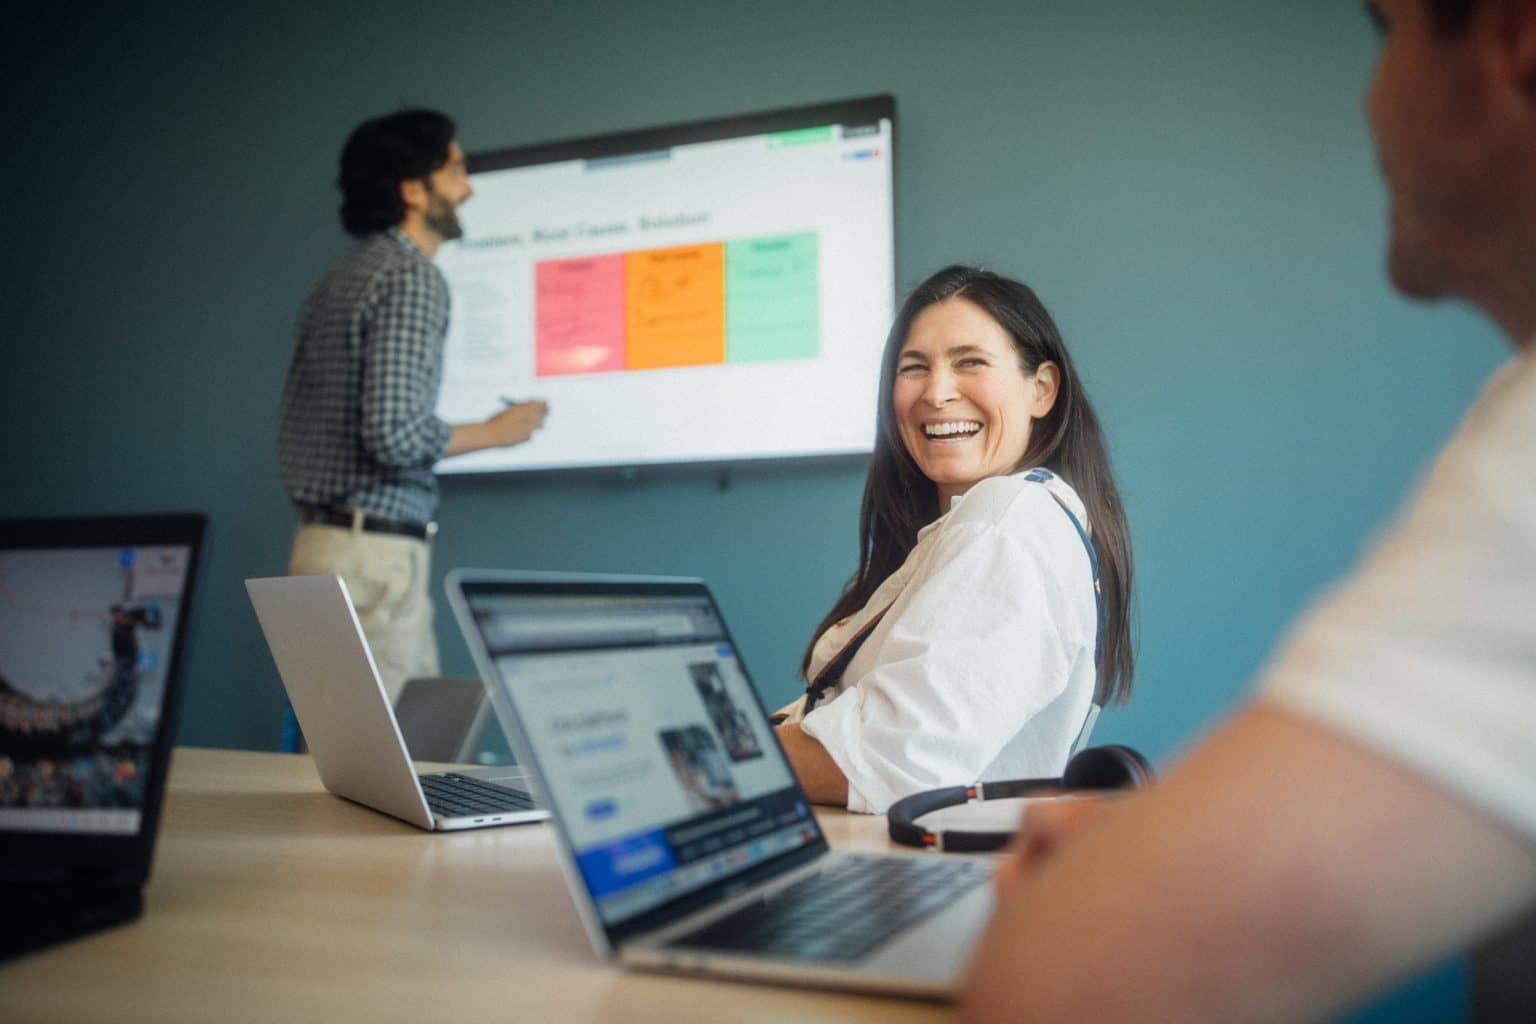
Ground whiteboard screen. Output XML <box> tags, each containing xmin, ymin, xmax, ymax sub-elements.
<box><xmin>434</xmin><ymin>96</ymin><xmax>895</xmax><ymax>474</ymax></box>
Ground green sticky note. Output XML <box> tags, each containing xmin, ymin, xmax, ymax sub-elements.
<box><xmin>726</xmin><ymin>232</ymin><xmax>819</xmax><ymax>363</ymax></box>
<box><xmin>765</xmin><ymin>125</ymin><xmax>834</xmax><ymax>149</ymax></box>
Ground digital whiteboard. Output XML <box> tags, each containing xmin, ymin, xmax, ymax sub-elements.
<box><xmin>434</xmin><ymin>95</ymin><xmax>896</xmax><ymax>474</ymax></box>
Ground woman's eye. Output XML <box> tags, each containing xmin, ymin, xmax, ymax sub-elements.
<box><xmin>897</xmin><ymin>364</ymin><xmax>924</xmax><ymax>375</ymax></box>
<box><xmin>958</xmin><ymin>358</ymin><xmax>988</xmax><ymax>369</ymax></box>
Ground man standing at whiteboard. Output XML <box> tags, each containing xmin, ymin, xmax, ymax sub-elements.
<box><xmin>279</xmin><ymin>109</ymin><xmax>548</xmax><ymax>704</ymax></box>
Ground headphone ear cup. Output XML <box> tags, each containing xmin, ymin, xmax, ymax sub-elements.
<box><xmin>1061</xmin><ymin>744</ymin><xmax>1153</xmax><ymax>791</ymax></box>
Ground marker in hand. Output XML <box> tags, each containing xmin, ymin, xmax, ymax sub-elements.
<box><xmin>491</xmin><ymin>395</ymin><xmax>549</xmax><ymax>447</ymax></box>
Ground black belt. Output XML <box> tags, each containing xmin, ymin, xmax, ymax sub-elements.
<box><xmin>298</xmin><ymin>506</ymin><xmax>434</xmax><ymax>541</ymax></box>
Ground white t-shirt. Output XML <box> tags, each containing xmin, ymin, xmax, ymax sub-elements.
<box><xmin>1262</xmin><ymin>349</ymin><xmax>1536</xmax><ymax>842</ymax></box>
<box><xmin>782</xmin><ymin>469</ymin><xmax>1100</xmax><ymax>814</ymax></box>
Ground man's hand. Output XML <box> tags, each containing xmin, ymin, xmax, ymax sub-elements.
<box><xmin>485</xmin><ymin>399</ymin><xmax>548</xmax><ymax>447</ymax></box>
<box><xmin>447</xmin><ymin>399</ymin><xmax>549</xmax><ymax>456</ymax></box>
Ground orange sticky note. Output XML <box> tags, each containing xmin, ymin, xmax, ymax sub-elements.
<box><xmin>625</xmin><ymin>243</ymin><xmax>725</xmax><ymax>370</ymax></box>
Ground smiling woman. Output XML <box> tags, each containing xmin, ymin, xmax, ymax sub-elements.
<box><xmin>774</xmin><ymin>266</ymin><xmax>1135</xmax><ymax>813</ymax></box>
<box><xmin>892</xmin><ymin>298</ymin><xmax>1061</xmax><ymax>507</ymax></box>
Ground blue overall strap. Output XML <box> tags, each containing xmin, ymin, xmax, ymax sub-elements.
<box><xmin>1022</xmin><ymin>469</ymin><xmax>1103</xmax><ymax>669</ymax></box>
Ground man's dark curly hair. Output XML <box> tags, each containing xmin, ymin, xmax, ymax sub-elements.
<box><xmin>337</xmin><ymin>109</ymin><xmax>456</xmax><ymax>238</ymax></box>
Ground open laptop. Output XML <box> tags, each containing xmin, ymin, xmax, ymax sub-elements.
<box><xmin>245</xmin><ymin>574</ymin><xmax>547</xmax><ymax>831</ymax></box>
<box><xmin>447</xmin><ymin>570</ymin><xmax>995</xmax><ymax>999</ymax></box>
<box><xmin>0</xmin><ymin>513</ymin><xmax>206</xmax><ymax>961</ymax></box>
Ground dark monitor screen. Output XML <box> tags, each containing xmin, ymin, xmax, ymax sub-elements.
<box><xmin>0</xmin><ymin>515</ymin><xmax>204</xmax><ymax>883</ymax></box>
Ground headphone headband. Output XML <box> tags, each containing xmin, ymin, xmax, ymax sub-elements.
<box><xmin>885</xmin><ymin>745</ymin><xmax>1152</xmax><ymax>853</ymax></box>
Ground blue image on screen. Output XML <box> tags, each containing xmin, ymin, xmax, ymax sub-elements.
<box><xmin>577</xmin><ymin>829</ymin><xmax>677</xmax><ymax>898</ymax></box>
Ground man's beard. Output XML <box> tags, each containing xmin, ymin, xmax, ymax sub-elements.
<box><xmin>425</xmin><ymin>191</ymin><xmax>463</xmax><ymax>241</ymax></box>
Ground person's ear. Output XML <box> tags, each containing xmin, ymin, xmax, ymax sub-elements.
<box><xmin>1487</xmin><ymin>0</ymin><xmax>1536</xmax><ymax>101</ymax></box>
<box><xmin>1030</xmin><ymin>361</ymin><xmax>1061</xmax><ymax>419</ymax></box>
<box><xmin>1512</xmin><ymin>1</ymin><xmax>1536</xmax><ymax>100</ymax></box>
<box><xmin>399</xmin><ymin>177</ymin><xmax>427</xmax><ymax>213</ymax></box>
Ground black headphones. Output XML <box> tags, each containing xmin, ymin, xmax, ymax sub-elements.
<box><xmin>886</xmin><ymin>745</ymin><xmax>1153</xmax><ymax>852</ymax></box>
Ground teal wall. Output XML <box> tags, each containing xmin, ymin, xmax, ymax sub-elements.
<box><xmin>3</xmin><ymin>2</ymin><xmax>1505</xmax><ymax>762</ymax></box>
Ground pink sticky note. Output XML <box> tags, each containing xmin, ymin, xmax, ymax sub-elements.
<box><xmin>535</xmin><ymin>254</ymin><xmax>626</xmax><ymax>376</ymax></box>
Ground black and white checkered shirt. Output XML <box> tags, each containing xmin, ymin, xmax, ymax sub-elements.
<box><xmin>279</xmin><ymin>228</ymin><xmax>454</xmax><ymax>525</ymax></box>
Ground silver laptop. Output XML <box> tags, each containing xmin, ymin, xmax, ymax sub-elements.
<box><xmin>447</xmin><ymin>570</ymin><xmax>994</xmax><ymax>999</ymax></box>
<box><xmin>246</xmin><ymin>575</ymin><xmax>547</xmax><ymax>831</ymax></box>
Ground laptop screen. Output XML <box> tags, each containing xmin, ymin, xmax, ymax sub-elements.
<box><xmin>0</xmin><ymin>534</ymin><xmax>197</xmax><ymax>837</ymax></box>
<box><xmin>458</xmin><ymin>579</ymin><xmax>826</xmax><ymax>937</ymax></box>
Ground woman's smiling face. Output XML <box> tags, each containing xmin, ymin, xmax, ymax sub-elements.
<box><xmin>891</xmin><ymin>297</ymin><xmax>1058</xmax><ymax>507</ymax></box>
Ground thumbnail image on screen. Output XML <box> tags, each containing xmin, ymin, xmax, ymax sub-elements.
<box><xmin>689</xmin><ymin>660</ymin><xmax>762</xmax><ymax>762</ymax></box>
<box><xmin>0</xmin><ymin>545</ymin><xmax>190</xmax><ymax>834</ymax></box>
<box><xmin>658</xmin><ymin>725</ymin><xmax>742</xmax><ymax>813</ymax></box>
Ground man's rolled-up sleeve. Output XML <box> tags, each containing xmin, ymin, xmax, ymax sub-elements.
<box><xmin>359</xmin><ymin>262</ymin><xmax>452</xmax><ymax>468</ymax></box>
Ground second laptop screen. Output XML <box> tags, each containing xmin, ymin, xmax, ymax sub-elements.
<box><xmin>468</xmin><ymin>589</ymin><xmax>819</xmax><ymax>926</ymax></box>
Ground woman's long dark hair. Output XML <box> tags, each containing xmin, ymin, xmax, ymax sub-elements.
<box><xmin>801</xmin><ymin>265</ymin><xmax>1135</xmax><ymax>706</ymax></box>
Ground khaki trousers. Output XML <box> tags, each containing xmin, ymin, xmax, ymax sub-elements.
<box><xmin>288</xmin><ymin>521</ymin><xmax>439</xmax><ymax>704</ymax></box>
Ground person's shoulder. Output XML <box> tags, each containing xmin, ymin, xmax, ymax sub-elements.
<box><xmin>949</xmin><ymin>474</ymin><xmax>1029</xmax><ymax>522</ymax></box>
<box><xmin>336</xmin><ymin>230</ymin><xmax>403</xmax><ymax>268</ymax></box>
<box><xmin>300</xmin><ymin>234</ymin><xmax>389</xmax><ymax>310</ymax></box>
<box><xmin>1466</xmin><ymin>350</ymin><xmax>1536</xmax><ymax>437</ymax></box>
<box><xmin>950</xmin><ymin>470</ymin><xmax>1070</xmax><ymax>529</ymax></box>
<box><xmin>374</xmin><ymin>234</ymin><xmax>447</xmax><ymax>297</ymax></box>
<box><xmin>319</xmin><ymin>231</ymin><xmax>405</xmax><ymax>290</ymax></box>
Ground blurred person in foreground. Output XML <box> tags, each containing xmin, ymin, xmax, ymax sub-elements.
<box><xmin>962</xmin><ymin>1</ymin><xmax>1536</xmax><ymax>1020</ymax></box>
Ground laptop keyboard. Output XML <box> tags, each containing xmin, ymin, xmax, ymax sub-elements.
<box><xmin>419</xmin><ymin>772</ymin><xmax>536</xmax><ymax>818</ymax></box>
<box><xmin>667</xmin><ymin>853</ymin><xmax>990</xmax><ymax>962</ymax></box>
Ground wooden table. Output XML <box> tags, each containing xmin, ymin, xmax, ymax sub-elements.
<box><xmin>4</xmin><ymin>747</ymin><xmax>991</xmax><ymax>1023</ymax></box>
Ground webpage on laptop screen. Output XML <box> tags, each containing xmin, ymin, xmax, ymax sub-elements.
<box><xmin>472</xmin><ymin>592</ymin><xmax>818</xmax><ymax>925</ymax></box>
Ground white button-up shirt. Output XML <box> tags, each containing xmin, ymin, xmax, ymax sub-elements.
<box><xmin>781</xmin><ymin>470</ymin><xmax>1100</xmax><ymax>813</ymax></box>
